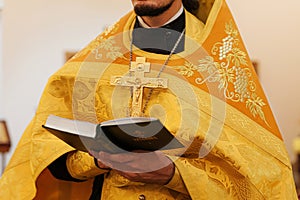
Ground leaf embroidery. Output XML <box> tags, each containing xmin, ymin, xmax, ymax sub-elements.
<box><xmin>176</xmin><ymin>20</ymin><xmax>268</xmax><ymax>125</ymax></box>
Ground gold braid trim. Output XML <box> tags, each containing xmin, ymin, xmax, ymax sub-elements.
<box><xmin>66</xmin><ymin>151</ymin><xmax>108</xmax><ymax>180</ymax></box>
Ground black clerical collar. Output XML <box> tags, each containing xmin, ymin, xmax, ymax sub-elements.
<box><xmin>132</xmin><ymin>11</ymin><xmax>185</xmax><ymax>55</ymax></box>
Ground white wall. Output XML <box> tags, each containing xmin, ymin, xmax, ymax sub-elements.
<box><xmin>0</xmin><ymin>1</ymin><xmax>3</xmax><ymax>119</ymax></box>
<box><xmin>2</xmin><ymin>0</ymin><xmax>132</xmax><ymax>163</ymax></box>
<box><xmin>227</xmin><ymin>0</ymin><xmax>300</xmax><ymax>162</ymax></box>
<box><xmin>2</xmin><ymin>0</ymin><xmax>300</xmax><ymax>164</ymax></box>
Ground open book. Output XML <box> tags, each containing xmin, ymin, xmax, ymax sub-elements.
<box><xmin>42</xmin><ymin>115</ymin><xmax>184</xmax><ymax>154</ymax></box>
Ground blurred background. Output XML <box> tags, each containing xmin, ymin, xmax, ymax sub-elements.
<box><xmin>0</xmin><ymin>0</ymin><xmax>300</xmax><ymax>182</ymax></box>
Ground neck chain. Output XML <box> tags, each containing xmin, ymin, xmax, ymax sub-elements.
<box><xmin>128</xmin><ymin>28</ymin><xmax>186</xmax><ymax>116</ymax></box>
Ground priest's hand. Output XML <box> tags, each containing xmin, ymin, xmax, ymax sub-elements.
<box><xmin>92</xmin><ymin>150</ymin><xmax>175</xmax><ymax>185</ymax></box>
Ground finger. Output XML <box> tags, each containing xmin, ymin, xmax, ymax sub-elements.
<box><xmin>99</xmin><ymin>151</ymin><xmax>138</xmax><ymax>163</ymax></box>
<box><xmin>96</xmin><ymin>159</ymin><xmax>110</xmax><ymax>169</ymax></box>
<box><xmin>88</xmin><ymin>150</ymin><xmax>98</xmax><ymax>158</ymax></box>
<box><xmin>115</xmin><ymin>170</ymin><xmax>140</xmax><ymax>181</ymax></box>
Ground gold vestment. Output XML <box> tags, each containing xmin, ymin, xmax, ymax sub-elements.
<box><xmin>0</xmin><ymin>0</ymin><xmax>297</xmax><ymax>199</ymax></box>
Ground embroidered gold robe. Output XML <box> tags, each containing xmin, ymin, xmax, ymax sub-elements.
<box><xmin>0</xmin><ymin>0</ymin><xmax>297</xmax><ymax>199</ymax></box>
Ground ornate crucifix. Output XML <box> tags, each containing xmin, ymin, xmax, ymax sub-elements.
<box><xmin>111</xmin><ymin>57</ymin><xmax>168</xmax><ymax>117</ymax></box>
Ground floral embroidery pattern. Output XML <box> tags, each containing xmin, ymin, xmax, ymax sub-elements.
<box><xmin>72</xmin><ymin>22</ymin><xmax>125</xmax><ymax>60</ymax></box>
<box><xmin>175</xmin><ymin>20</ymin><xmax>268</xmax><ymax>125</ymax></box>
<box><xmin>92</xmin><ymin>36</ymin><xmax>125</xmax><ymax>60</ymax></box>
<box><xmin>91</xmin><ymin>23</ymin><xmax>126</xmax><ymax>60</ymax></box>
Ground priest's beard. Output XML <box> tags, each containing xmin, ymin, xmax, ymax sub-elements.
<box><xmin>134</xmin><ymin>0</ymin><xmax>175</xmax><ymax>17</ymax></box>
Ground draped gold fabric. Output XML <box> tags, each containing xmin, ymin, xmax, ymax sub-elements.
<box><xmin>0</xmin><ymin>0</ymin><xmax>297</xmax><ymax>199</ymax></box>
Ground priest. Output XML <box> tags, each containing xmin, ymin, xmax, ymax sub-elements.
<box><xmin>0</xmin><ymin>0</ymin><xmax>297</xmax><ymax>199</ymax></box>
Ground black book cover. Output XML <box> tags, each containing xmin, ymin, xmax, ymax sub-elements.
<box><xmin>42</xmin><ymin>115</ymin><xmax>184</xmax><ymax>154</ymax></box>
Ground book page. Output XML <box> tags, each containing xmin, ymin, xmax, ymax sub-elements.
<box><xmin>44</xmin><ymin>115</ymin><xmax>97</xmax><ymax>138</ymax></box>
<box><xmin>101</xmin><ymin>117</ymin><xmax>157</xmax><ymax>126</ymax></box>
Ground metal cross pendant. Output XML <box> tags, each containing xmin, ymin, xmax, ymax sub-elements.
<box><xmin>111</xmin><ymin>57</ymin><xmax>168</xmax><ymax>117</ymax></box>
